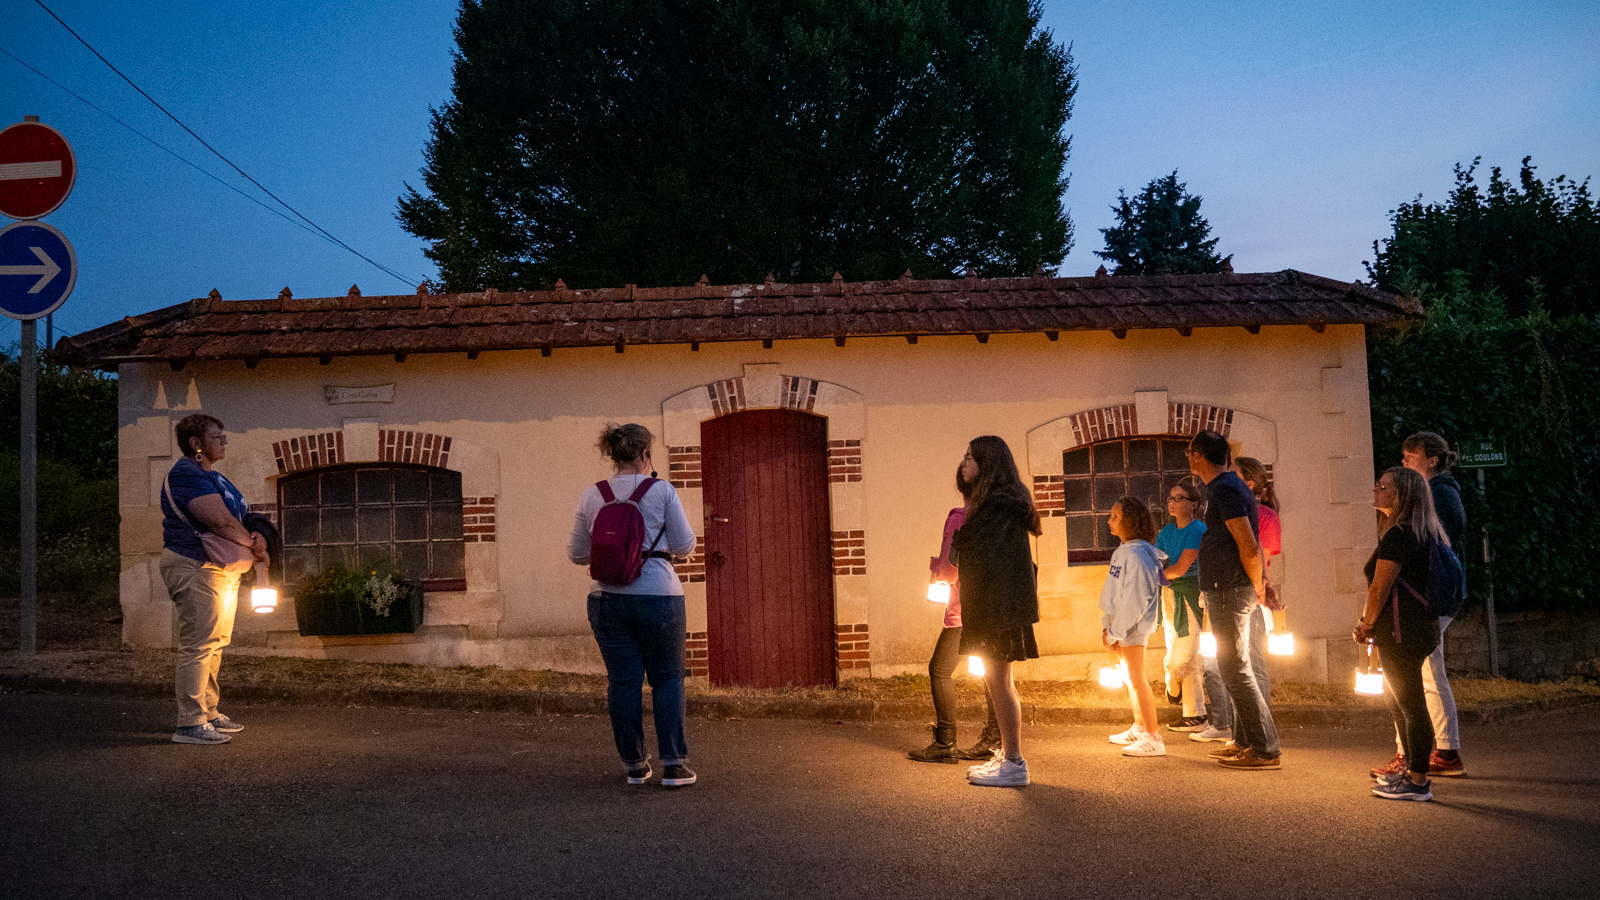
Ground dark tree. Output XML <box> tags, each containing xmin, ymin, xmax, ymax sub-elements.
<box><xmin>1094</xmin><ymin>171</ymin><xmax>1227</xmax><ymax>276</ymax></box>
<box><xmin>1367</xmin><ymin>157</ymin><xmax>1600</xmax><ymax>318</ymax></box>
<box><xmin>398</xmin><ymin>0</ymin><xmax>1076</xmax><ymax>291</ymax></box>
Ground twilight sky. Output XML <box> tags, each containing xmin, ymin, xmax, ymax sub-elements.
<box><xmin>3</xmin><ymin>0</ymin><xmax>1597</xmax><ymax>344</ymax></box>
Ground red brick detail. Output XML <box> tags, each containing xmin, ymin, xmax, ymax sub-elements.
<box><xmin>781</xmin><ymin>375</ymin><xmax>820</xmax><ymax>412</ymax></box>
<box><xmin>1033</xmin><ymin>474</ymin><xmax>1065</xmax><ymax>518</ymax></box>
<box><xmin>707</xmin><ymin>378</ymin><xmax>746</xmax><ymax>417</ymax></box>
<box><xmin>461</xmin><ymin>496</ymin><xmax>496</xmax><ymax>543</ymax></box>
<box><xmin>380</xmin><ymin>429</ymin><xmax>453</xmax><ymax>467</ymax></box>
<box><xmin>1168</xmin><ymin>403</ymin><xmax>1234</xmax><ymax>437</ymax></box>
<box><xmin>686</xmin><ymin>631</ymin><xmax>709</xmax><ymax>677</ymax></box>
<box><xmin>272</xmin><ymin>431</ymin><xmax>345</xmax><ymax>473</ymax></box>
<box><xmin>668</xmin><ymin>446</ymin><xmax>702</xmax><ymax>490</ymax></box>
<box><xmin>246</xmin><ymin>502</ymin><xmax>279</xmax><ymax>528</ymax></box>
<box><xmin>831</xmin><ymin>529</ymin><xmax>865</xmax><ymax>576</ymax></box>
<box><xmin>834</xmin><ymin>623</ymin><xmax>871</xmax><ymax>670</ymax></box>
<box><xmin>678</xmin><ymin>536</ymin><xmax>707</xmax><ymax>583</ymax></box>
<box><xmin>1067</xmin><ymin>404</ymin><xmax>1138</xmax><ymax>447</ymax></box>
<box><xmin>827</xmin><ymin>439</ymin><xmax>862</xmax><ymax>485</ymax></box>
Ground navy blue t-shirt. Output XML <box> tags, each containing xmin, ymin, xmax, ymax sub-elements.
<box><xmin>1197</xmin><ymin>470</ymin><xmax>1260</xmax><ymax>591</ymax></box>
<box><xmin>161</xmin><ymin>457</ymin><xmax>248</xmax><ymax>562</ymax></box>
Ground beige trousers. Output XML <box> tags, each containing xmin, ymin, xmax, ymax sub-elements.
<box><xmin>160</xmin><ymin>549</ymin><xmax>240</xmax><ymax>727</ymax></box>
<box><xmin>1161</xmin><ymin>588</ymin><xmax>1207</xmax><ymax>718</ymax></box>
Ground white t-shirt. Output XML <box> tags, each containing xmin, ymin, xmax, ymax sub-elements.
<box><xmin>568</xmin><ymin>474</ymin><xmax>698</xmax><ymax>596</ymax></box>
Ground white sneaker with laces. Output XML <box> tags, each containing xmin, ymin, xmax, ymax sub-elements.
<box><xmin>967</xmin><ymin>748</ymin><xmax>1006</xmax><ymax>776</ymax></box>
<box><xmin>968</xmin><ymin>757</ymin><xmax>1029</xmax><ymax>787</ymax></box>
<box><xmin>1189</xmin><ymin>725</ymin><xmax>1233</xmax><ymax>743</ymax></box>
<box><xmin>1108</xmin><ymin>724</ymin><xmax>1145</xmax><ymax>745</ymax></box>
<box><xmin>1121</xmin><ymin>732</ymin><xmax>1166</xmax><ymax>757</ymax></box>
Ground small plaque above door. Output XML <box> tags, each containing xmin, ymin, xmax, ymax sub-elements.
<box><xmin>324</xmin><ymin>384</ymin><xmax>395</xmax><ymax>404</ymax></box>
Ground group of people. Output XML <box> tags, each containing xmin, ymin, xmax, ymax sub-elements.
<box><xmin>906</xmin><ymin>429</ymin><xmax>1469</xmax><ymax>801</ymax></box>
<box><xmin>155</xmin><ymin>412</ymin><xmax>1468</xmax><ymax>803</ymax></box>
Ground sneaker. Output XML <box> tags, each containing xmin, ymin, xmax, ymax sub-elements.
<box><xmin>967</xmin><ymin>748</ymin><xmax>1006</xmax><ymax>777</ymax></box>
<box><xmin>172</xmin><ymin>723</ymin><xmax>230</xmax><ymax>745</ymax></box>
<box><xmin>1218</xmin><ymin>750</ymin><xmax>1281</xmax><ymax>770</ymax></box>
<box><xmin>1168</xmin><ymin>715</ymin><xmax>1208</xmax><ymax>733</ymax></box>
<box><xmin>661</xmin><ymin>764</ymin><xmax>697</xmax><ymax>788</ymax></box>
<box><xmin>1189</xmin><ymin>725</ymin><xmax>1233</xmax><ymax>743</ymax></box>
<box><xmin>1372</xmin><ymin>777</ymin><xmax>1432</xmax><ymax>801</ymax></box>
<box><xmin>1370</xmin><ymin>753</ymin><xmax>1406</xmax><ymax>779</ymax></box>
<box><xmin>1207</xmin><ymin>740</ymin><xmax>1245</xmax><ymax>759</ymax></box>
<box><xmin>1121</xmin><ymin>732</ymin><xmax>1166</xmax><ymax>757</ymax></box>
<box><xmin>625</xmin><ymin>761</ymin><xmax>653</xmax><ymax>785</ymax></box>
<box><xmin>1165</xmin><ymin>685</ymin><xmax>1183</xmax><ymax>706</ymax></box>
<box><xmin>208</xmin><ymin>714</ymin><xmax>244</xmax><ymax>734</ymax></box>
<box><xmin>968</xmin><ymin>757</ymin><xmax>1029</xmax><ymax>787</ymax></box>
<box><xmin>1108</xmin><ymin>724</ymin><xmax>1145</xmax><ymax>745</ymax></box>
<box><xmin>1373</xmin><ymin>767</ymin><xmax>1407</xmax><ymax>787</ymax></box>
<box><xmin>1429</xmin><ymin>751</ymin><xmax>1466</xmax><ymax>777</ymax></box>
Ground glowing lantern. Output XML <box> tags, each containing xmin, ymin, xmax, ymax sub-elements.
<box><xmin>1268</xmin><ymin>631</ymin><xmax>1296</xmax><ymax>655</ymax></box>
<box><xmin>967</xmin><ymin>655</ymin><xmax>985</xmax><ymax>677</ymax></box>
<box><xmin>1198</xmin><ymin>630</ymin><xmax>1218</xmax><ymax>658</ymax></box>
<box><xmin>926</xmin><ymin>581</ymin><xmax>951</xmax><ymax>604</ymax></box>
<box><xmin>1355</xmin><ymin>643</ymin><xmax>1385</xmax><ymax>695</ymax></box>
<box><xmin>250</xmin><ymin>563</ymin><xmax>278</xmax><ymax>614</ymax></box>
<box><xmin>1098</xmin><ymin>663</ymin><xmax>1127</xmax><ymax>689</ymax></box>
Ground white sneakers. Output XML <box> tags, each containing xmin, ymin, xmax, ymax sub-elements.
<box><xmin>1109</xmin><ymin>724</ymin><xmax>1146</xmax><ymax>745</ymax></box>
<box><xmin>1121</xmin><ymin>732</ymin><xmax>1166</xmax><ymax>757</ymax></box>
<box><xmin>1189</xmin><ymin>724</ymin><xmax>1233</xmax><ymax>743</ymax></box>
<box><xmin>968</xmin><ymin>752</ymin><xmax>1030</xmax><ymax>787</ymax></box>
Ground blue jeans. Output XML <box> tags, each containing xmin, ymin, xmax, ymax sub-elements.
<box><xmin>1204</xmin><ymin>585</ymin><xmax>1280</xmax><ymax>758</ymax></box>
<box><xmin>587</xmin><ymin>592</ymin><xmax>689</xmax><ymax>766</ymax></box>
<box><xmin>1203</xmin><ymin>605</ymin><xmax>1270</xmax><ymax>732</ymax></box>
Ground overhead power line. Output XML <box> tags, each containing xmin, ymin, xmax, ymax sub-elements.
<box><xmin>0</xmin><ymin>46</ymin><xmax>336</xmax><ymax>247</ymax></box>
<box><xmin>31</xmin><ymin>0</ymin><xmax>420</xmax><ymax>288</ymax></box>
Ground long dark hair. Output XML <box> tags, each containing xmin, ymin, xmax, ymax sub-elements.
<box><xmin>1236</xmin><ymin>457</ymin><xmax>1279</xmax><ymax>512</ymax></box>
<box><xmin>1383</xmin><ymin>466</ymin><xmax>1449</xmax><ymax>546</ymax></box>
<box><xmin>966</xmin><ymin>435</ymin><xmax>1041</xmax><ymax>535</ymax></box>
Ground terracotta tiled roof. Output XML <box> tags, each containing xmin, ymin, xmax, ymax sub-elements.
<box><xmin>55</xmin><ymin>269</ymin><xmax>1416</xmax><ymax>368</ymax></box>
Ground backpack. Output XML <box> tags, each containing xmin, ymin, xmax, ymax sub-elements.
<box><xmin>588</xmin><ymin>478</ymin><xmax>668</xmax><ymax>585</ymax></box>
<box><xmin>1397</xmin><ymin>538</ymin><xmax>1467</xmax><ymax>620</ymax></box>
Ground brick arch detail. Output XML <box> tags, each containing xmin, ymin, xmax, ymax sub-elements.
<box><xmin>661</xmin><ymin>364</ymin><xmax>871</xmax><ymax>678</ymax></box>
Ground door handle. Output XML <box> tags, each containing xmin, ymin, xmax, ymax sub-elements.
<box><xmin>711</xmin><ymin>516</ymin><xmax>729</xmax><ymax>523</ymax></box>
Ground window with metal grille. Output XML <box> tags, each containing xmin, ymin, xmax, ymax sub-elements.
<box><xmin>1063</xmin><ymin>437</ymin><xmax>1196</xmax><ymax>565</ymax></box>
<box><xmin>279</xmin><ymin>465</ymin><xmax>466</xmax><ymax>591</ymax></box>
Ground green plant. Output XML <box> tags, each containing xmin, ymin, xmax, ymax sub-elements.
<box><xmin>297</xmin><ymin>560</ymin><xmax>412</xmax><ymax>617</ymax></box>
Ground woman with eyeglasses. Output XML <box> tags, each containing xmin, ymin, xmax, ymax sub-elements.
<box><xmin>949</xmin><ymin>436</ymin><xmax>1041</xmax><ymax>787</ymax></box>
<box><xmin>1155</xmin><ymin>479</ymin><xmax>1209</xmax><ymax>734</ymax></box>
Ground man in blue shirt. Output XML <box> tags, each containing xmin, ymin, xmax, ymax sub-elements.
<box><xmin>1189</xmin><ymin>430</ymin><xmax>1281</xmax><ymax>769</ymax></box>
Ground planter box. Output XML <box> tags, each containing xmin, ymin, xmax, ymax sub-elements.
<box><xmin>294</xmin><ymin>580</ymin><xmax>424</xmax><ymax>637</ymax></box>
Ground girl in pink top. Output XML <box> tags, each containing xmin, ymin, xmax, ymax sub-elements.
<box><xmin>907</xmin><ymin>466</ymin><xmax>999</xmax><ymax>763</ymax></box>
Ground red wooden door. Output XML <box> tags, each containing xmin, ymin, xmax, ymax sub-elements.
<box><xmin>701</xmin><ymin>409</ymin><xmax>836</xmax><ymax>687</ymax></box>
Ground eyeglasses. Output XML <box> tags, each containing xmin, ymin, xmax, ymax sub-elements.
<box><xmin>1167</xmin><ymin>494</ymin><xmax>1193</xmax><ymax>502</ymax></box>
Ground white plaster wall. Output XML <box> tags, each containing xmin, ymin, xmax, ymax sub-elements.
<box><xmin>114</xmin><ymin>322</ymin><xmax>1376</xmax><ymax>681</ymax></box>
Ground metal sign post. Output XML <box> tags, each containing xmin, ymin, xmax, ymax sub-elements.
<box><xmin>1</xmin><ymin>116</ymin><xmax>78</xmax><ymax>657</ymax></box>
<box><xmin>1459</xmin><ymin>438</ymin><xmax>1507</xmax><ymax>677</ymax></box>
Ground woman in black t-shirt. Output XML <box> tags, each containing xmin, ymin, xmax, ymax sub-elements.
<box><xmin>1355</xmin><ymin>467</ymin><xmax>1447</xmax><ymax>801</ymax></box>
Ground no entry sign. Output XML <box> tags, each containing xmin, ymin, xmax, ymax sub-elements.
<box><xmin>0</xmin><ymin>120</ymin><xmax>78</xmax><ymax>220</ymax></box>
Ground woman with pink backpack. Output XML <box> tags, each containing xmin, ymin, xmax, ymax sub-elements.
<box><xmin>569</xmin><ymin>424</ymin><xmax>699</xmax><ymax>788</ymax></box>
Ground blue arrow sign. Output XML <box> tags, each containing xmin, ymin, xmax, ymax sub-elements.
<box><xmin>0</xmin><ymin>221</ymin><xmax>76</xmax><ymax>320</ymax></box>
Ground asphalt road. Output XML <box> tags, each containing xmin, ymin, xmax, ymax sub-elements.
<box><xmin>3</xmin><ymin>693</ymin><xmax>1597</xmax><ymax>900</ymax></box>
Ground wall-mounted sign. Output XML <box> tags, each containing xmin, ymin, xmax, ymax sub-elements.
<box><xmin>1457</xmin><ymin>438</ymin><xmax>1507</xmax><ymax>468</ymax></box>
<box><xmin>324</xmin><ymin>384</ymin><xmax>395</xmax><ymax>404</ymax></box>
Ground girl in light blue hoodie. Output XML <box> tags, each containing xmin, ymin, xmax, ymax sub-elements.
<box><xmin>1101</xmin><ymin>497</ymin><xmax>1168</xmax><ymax>757</ymax></box>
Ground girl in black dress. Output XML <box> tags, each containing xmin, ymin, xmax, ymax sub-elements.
<box><xmin>950</xmin><ymin>436</ymin><xmax>1041</xmax><ymax>787</ymax></box>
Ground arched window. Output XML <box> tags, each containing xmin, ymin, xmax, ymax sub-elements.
<box><xmin>279</xmin><ymin>464</ymin><xmax>466</xmax><ymax>590</ymax></box>
<box><xmin>1063</xmin><ymin>436</ymin><xmax>1194</xmax><ymax>565</ymax></box>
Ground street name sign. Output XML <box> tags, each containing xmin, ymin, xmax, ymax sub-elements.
<box><xmin>1458</xmin><ymin>438</ymin><xmax>1507</xmax><ymax>468</ymax></box>
<box><xmin>0</xmin><ymin>120</ymin><xmax>77</xmax><ymax>220</ymax></box>
<box><xmin>0</xmin><ymin>221</ymin><xmax>77</xmax><ymax>320</ymax></box>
